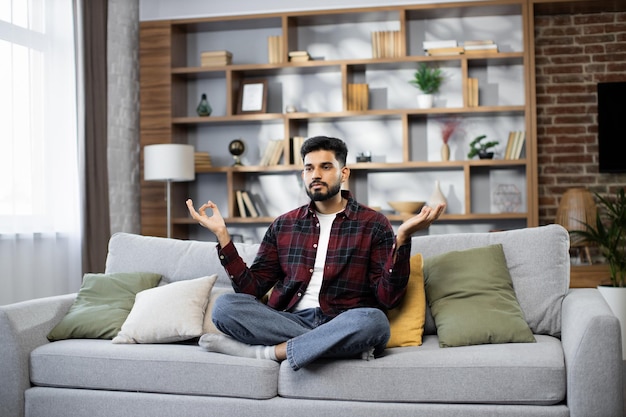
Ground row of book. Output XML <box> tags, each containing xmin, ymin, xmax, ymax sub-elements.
<box><xmin>200</xmin><ymin>50</ymin><xmax>232</xmax><ymax>66</ymax></box>
<box><xmin>347</xmin><ymin>83</ymin><xmax>369</xmax><ymax>111</ymax></box>
<box><xmin>371</xmin><ymin>30</ymin><xmax>402</xmax><ymax>58</ymax></box>
<box><xmin>423</xmin><ymin>40</ymin><xmax>498</xmax><ymax>56</ymax></box>
<box><xmin>260</xmin><ymin>137</ymin><xmax>307</xmax><ymax>166</ymax></box>
<box><xmin>504</xmin><ymin>131</ymin><xmax>526</xmax><ymax>160</ymax></box>
<box><xmin>268</xmin><ymin>35</ymin><xmax>285</xmax><ymax>64</ymax></box>
<box><xmin>289</xmin><ymin>51</ymin><xmax>311</xmax><ymax>62</ymax></box>
<box><xmin>467</xmin><ymin>78</ymin><xmax>479</xmax><ymax>107</ymax></box>
<box><xmin>235</xmin><ymin>190</ymin><xmax>261</xmax><ymax>218</ymax></box>
<box><xmin>194</xmin><ymin>152</ymin><xmax>212</xmax><ymax>169</ymax></box>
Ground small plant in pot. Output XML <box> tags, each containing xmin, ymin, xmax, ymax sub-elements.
<box><xmin>467</xmin><ymin>135</ymin><xmax>499</xmax><ymax>159</ymax></box>
<box><xmin>409</xmin><ymin>63</ymin><xmax>444</xmax><ymax>109</ymax></box>
<box><xmin>571</xmin><ymin>188</ymin><xmax>626</xmax><ymax>287</ymax></box>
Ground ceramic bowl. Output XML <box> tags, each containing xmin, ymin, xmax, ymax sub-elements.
<box><xmin>387</xmin><ymin>201</ymin><xmax>426</xmax><ymax>216</ymax></box>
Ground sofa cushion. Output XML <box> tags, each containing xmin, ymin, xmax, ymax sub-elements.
<box><xmin>423</xmin><ymin>244</ymin><xmax>536</xmax><ymax>347</ymax></box>
<box><xmin>105</xmin><ymin>233</ymin><xmax>260</xmax><ymax>290</ymax></box>
<box><xmin>47</xmin><ymin>272</ymin><xmax>162</xmax><ymax>341</ymax></box>
<box><xmin>30</xmin><ymin>339</ymin><xmax>279</xmax><ymax>400</ymax></box>
<box><xmin>278</xmin><ymin>335</ymin><xmax>565</xmax><ymax>405</ymax></box>
<box><xmin>411</xmin><ymin>224</ymin><xmax>570</xmax><ymax>336</ymax></box>
<box><xmin>112</xmin><ymin>275</ymin><xmax>218</xmax><ymax>344</ymax></box>
<box><xmin>386</xmin><ymin>253</ymin><xmax>425</xmax><ymax>347</ymax></box>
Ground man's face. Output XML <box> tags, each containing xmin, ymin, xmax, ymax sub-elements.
<box><xmin>302</xmin><ymin>149</ymin><xmax>346</xmax><ymax>201</ymax></box>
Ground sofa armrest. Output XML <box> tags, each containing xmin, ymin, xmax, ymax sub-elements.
<box><xmin>0</xmin><ymin>293</ymin><xmax>76</xmax><ymax>417</ymax></box>
<box><xmin>561</xmin><ymin>288</ymin><xmax>623</xmax><ymax>417</ymax></box>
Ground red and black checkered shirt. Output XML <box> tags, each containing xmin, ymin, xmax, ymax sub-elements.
<box><xmin>217</xmin><ymin>190</ymin><xmax>411</xmax><ymax>317</ymax></box>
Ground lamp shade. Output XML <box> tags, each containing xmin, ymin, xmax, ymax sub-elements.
<box><xmin>144</xmin><ymin>144</ymin><xmax>195</xmax><ymax>182</ymax></box>
<box><xmin>555</xmin><ymin>188</ymin><xmax>597</xmax><ymax>247</ymax></box>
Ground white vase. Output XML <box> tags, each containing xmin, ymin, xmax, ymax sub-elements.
<box><xmin>417</xmin><ymin>94</ymin><xmax>434</xmax><ymax>109</ymax></box>
<box><xmin>428</xmin><ymin>180</ymin><xmax>447</xmax><ymax>212</ymax></box>
<box><xmin>597</xmin><ymin>285</ymin><xmax>626</xmax><ymax>360</ymax></box>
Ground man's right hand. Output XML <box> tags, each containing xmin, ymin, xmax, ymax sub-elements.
<box><xmin>186</xmin><ymin>199</ymin><xmax>231</xmax><ymax>246</ymax></box>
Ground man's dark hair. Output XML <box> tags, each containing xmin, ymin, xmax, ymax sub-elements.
<box><xmin>300</xmin><ymin>136</ymin><xmax>348</xmax><ymax>167</ymax></box>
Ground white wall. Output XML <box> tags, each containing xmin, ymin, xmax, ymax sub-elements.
<box><xmin>139</xmin><ymin>0</ymin><xmax>479</xmax><ymax>21</ymax></box>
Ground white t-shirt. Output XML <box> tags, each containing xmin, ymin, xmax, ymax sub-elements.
<box><xmin>293</xmin><ymin>211</ymin><xmax>336</xmax><ymax>311</ymax></box>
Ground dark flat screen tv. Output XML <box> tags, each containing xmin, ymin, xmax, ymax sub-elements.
<box><xmin>597</xmin><ymin>81</ymin><xmax>626</xmax><ymax>173</ymax></box>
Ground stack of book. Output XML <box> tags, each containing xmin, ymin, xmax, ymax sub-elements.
<box><xmin>504</xmin><ymin>131</ymin><xmax>526</xmax><ymax>160</ymax></box>
<box><xmin>235</xmin><ymin>190</ymin><xmax>260</xmax><ymax>218</ymax></box>
<box><xmin>347</xmin><ymin>83</ymin><xmax>369</xmax><ymax>111</ymax></box>
<box><xmin>194</xmin><ymin>152</ymin><xmax>212</xmax><ymax>169</ymax></box>
<box><xmin>288</xmin><ymin>51</ymin><xmax>311</xmax><ymax>62</ymax></box>
<box><xmin>467</xmin><ymin>78</ymin><xmax>479</xmax><ymax>107</ymax></box>
<box><xmin>423</xmin><ymin>40</ymin><xmax>463</xmax><ymax>56</ymax></box>
<box><xmin>259</xmin><ymin>139</ymin><xmax>284</xmax><ymax>166</ymax></box>
<box><xmin>463</xmin><ymin>40</ymin><xmax>499</xmax><ymax>55</ymax></box>
<box><xmin>291</xmin><ymin>136</ymin><xmax>306</xmax><ymax>166</ymax></box>
<box><xmin>371</xmin><ymin>30</ymin><xmax>402</xmax><ymax>58</ymax></box>
<box><xmin>200</xmin><ymin>50</ymin><xmax>232</xmax><ymax>66</ymax></box>
<box><xmin>268</xmin><ymin>35</ymin><xmax>284</xmax><ymax>64</ymax></box>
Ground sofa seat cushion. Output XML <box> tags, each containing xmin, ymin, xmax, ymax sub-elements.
<box><xmin>279</xmin><ymin>335</ymin><xmax>565</xmax><ymax>405</ymax></box>
<box><xmin>30</xmin><ymin>339</ymin><xmax>278</xmax><ymax>400</ymax></box>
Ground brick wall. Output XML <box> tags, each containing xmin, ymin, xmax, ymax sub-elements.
<box><xmin>534</xmin><ymin>10</ymin><xmax>626</xmax><ymax>226</ymax></box>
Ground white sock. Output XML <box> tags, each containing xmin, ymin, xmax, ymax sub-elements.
<box><xmin>199</xmin><ymin>333</ymin><xmax>277</xmax><ymax>361</ymax></box>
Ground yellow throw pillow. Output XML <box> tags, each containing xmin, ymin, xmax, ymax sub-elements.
<box><xmin>386</xmin><ymin>253</ymin><xmax>426</xmax><ymax>348</ymax></box>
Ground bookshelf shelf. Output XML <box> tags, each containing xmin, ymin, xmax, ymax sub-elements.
<box><xmin>140</xmin><ymin>0</ymin><xmax>537</xmax><ymax>240</ymax></box>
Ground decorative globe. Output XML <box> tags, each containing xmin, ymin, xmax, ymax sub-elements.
<box><xmin>229</xmin><ymin>139</ymin><xmax>245</xmax><ymax>166</ymax></box>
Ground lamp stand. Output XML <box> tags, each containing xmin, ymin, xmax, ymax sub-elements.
<box><xmin>166</xmin><ymin>180</ymin><xmax>173</xmax><ymax>238</ymax></box>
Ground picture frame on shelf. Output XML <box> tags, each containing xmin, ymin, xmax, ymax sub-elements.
<box><xmin>237</xmin><ymin>79</ymin><xmax>268</xmax><ymax>114</ymax></box>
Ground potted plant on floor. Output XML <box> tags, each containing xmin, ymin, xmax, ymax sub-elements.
<box><xmin>409</xmin><ymin>63</ymin><xmax>444</xmax><ymax>109</ymax></box>
<box><xmin>467</xmin><ymin>135</ymin><xmax>499</xmax><ymax>159</ymax></box>
<box><xmin>571</xmin><ymin>188</ymin><xmax>626</xmax><ymax>358</ymax></box>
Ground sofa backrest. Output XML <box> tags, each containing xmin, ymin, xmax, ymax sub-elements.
<box><xmin>105</xmin><ymin>233</ymin><xmax>260</xmax><ymax>289</ymax></box>
<box><xmin>411</xmin><ymin>224</ymin><xmax>570</xmax><ymax>337</ymax></box>
<box><xmin>105</xmin><ymin>224</ymin><xmax>570</xmax><ymax>337</ymax></box>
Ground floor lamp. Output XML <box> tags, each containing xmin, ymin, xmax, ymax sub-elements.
<box><xmin>144</xmin><ymin>144</ymin><xmax>195</xmax><ymax>238</ymax></box>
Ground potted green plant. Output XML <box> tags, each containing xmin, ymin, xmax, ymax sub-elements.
<box><xmin>571</xmin><ymin>188</ymin><xmax>626</xmax><ymax>287</ymax></box>
<box><xmin>570</xmin><ymin>188</ymin><xmax>626</xmax><ymax>359</ymax></box>
<box><xmin>409</xmin><ymin>63</ymin><xmax>444</xmax><ymax>109</ymax></box>
<box><xmin>467</xmin><ymin>135</ymin><xmax>499</xmax><ymax>159</ymax></box>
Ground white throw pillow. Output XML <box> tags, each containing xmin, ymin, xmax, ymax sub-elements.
<box><xmin>112</xmin><ymin>275</ymin><xmax>217</xmax><ymax>344</ymax></box>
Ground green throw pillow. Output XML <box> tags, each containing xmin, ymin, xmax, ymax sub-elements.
<box><xmin>423</xmin><ymin>244</ymin><xmax>535</xmax><ymax>348</ymax></box>
<box><xmin>47</xmin><ymin>272</ymin><xmax>162</xmax><ymax>341</ymax></box>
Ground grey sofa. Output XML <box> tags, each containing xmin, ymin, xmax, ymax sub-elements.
<box><xmin>1</xmin><ymin>224</ymin><xmax>623</xmax><ymax>417</ymax></box>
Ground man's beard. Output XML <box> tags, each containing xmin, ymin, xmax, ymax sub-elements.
<box><xmin>306</xmin><ymin>180</ymin><xmax>342</xmax><ymax>201</ymax></box>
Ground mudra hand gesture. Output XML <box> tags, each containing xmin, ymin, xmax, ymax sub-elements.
<box><xmin>396</xmin><ymin>203</ymin><xmax>446</xmax><ymax>246</ymax></box>
<box><xmin>186</xmin><ymin>199</ymin><xmax>231</xmax><ymax>246</ymax></box>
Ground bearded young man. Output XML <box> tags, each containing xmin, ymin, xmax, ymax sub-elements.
<box><xmin>186</xmin><ymin>136</ymin><xmax>445</xmax><ymax>370</ymax></box>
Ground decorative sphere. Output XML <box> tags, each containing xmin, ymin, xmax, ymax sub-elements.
<box><xmin>229</xmin><ymin>139</ymin><xmax>245</xmax><ymax>157</ymax></box>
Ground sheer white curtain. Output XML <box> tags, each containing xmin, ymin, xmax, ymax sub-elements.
<box><xmin>0</xmin><ymin>0</ymin><xmax>83</xmax><ymax>305</ymax></box>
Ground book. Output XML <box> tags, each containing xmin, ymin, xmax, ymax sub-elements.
<box><xmin>347</xmin><ymin>83</ymin><xmax>369</xmax><ymax>111</ymax></box>
<box><xmin>425</xmin><ymin>46</ymin><xmax>464</xmax><ymax>56</ymax></box>
<box><xmin>289</xmin><ymin>50</ymin><xmax>311</xmax><ymax>62</ymax></box>
<box><xmin>260</xmin><ymin>139</ymin><xmax>284</xmax><ymax>166</ymax></box>
<box><xmin>291</xmin><ymin>136</ymin><xmax>305</xmax><ymax>166</ymax></box>
<box><xmin>512</xmin><ymin>131</ymin><xmax>526</xmax><ymax>159</ymax></box>
<box><xmin>464</xmin><ymin>44</ymin><xmax>499</xmax><ymax>55</ymax></box>
<box><xmin>467</xmin><ymin>78</ymin><xmax>479</xmax><ymax>107</ymax></box>
<box><xmin>241</xmin><ymin>191</ymin><xmax>259</xmax><ymax>217</ymax></box>
<box><xmin>268</xmin><ymin>35</ymin><xmax>284</xmax><ymax>64</ymax></box>
<box><xmin>372</xmin><ymin>30</ymin><xmax>401</xmax><ymax>58</ymax></box>
<box><xmin>504</xmin><ymin>131</ymin><xmax>516</xmax><ymax>159</ymax></box>
<box><xmin>463</xmin><ymin>40</ymin><xmax>495</xmax><ymax>46</ymax></box>
<box><xmin>422</xmin><ymin>40</ymin><xmax>457</xmax><ymax>50</ymax></box>
<box><xmin>269</xmin><ymin>140</ymin><xmax>284</xmax><ymax>165</ymax></box>
<box><xmin>200</xmin><ymin>50</ymin><xmax>232</xmax><ymax>66</ymax></box>
<box><xmin>235</xmin><ymin>190</ymin><xmax>247</xmax><ymax>218</ymax></box>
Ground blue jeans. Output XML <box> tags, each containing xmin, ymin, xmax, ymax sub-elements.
<box><xmin>211</xmin><ymin>293</ymin><xmax>390</xmax><ymax>371</ymax></box>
